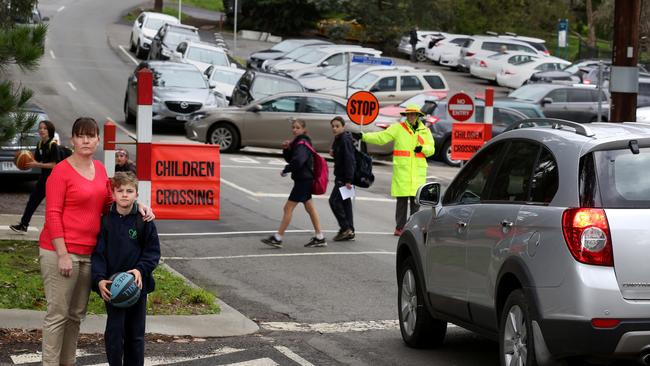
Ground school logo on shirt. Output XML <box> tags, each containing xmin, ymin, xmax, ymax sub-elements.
<box><xmin>129</xmin><ymin>228</ymin><xmax>137</xmax><ymax>240</ymax></box>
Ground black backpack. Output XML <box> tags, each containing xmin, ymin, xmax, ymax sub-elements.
<box><xmin>353</xmin><ymin>149</ymin><xmax>374</xmax><ymax>188</ymax></box>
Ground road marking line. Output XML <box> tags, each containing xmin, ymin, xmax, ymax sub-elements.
<box><xmin>158</xmin><ymin>229</ymin><xmax>393</xmax><ymax>237</ymax></box>
<box><xmin>83</xmin><ymin>347</ymin><xmax>244</xmax><ymax>366</ymax></box>
<box><xmin>262</xmin><ymin>321</ymin><xmax>457</xmax><ymax>334</ymax></box>
<box><xmin>163</xmin><ymin>251</ymin><xmax>395</xmax><ymax>261</ymax></box>
<box><xmin>119</xmin><ymin>44</ymin><xmax>139</xmax><ymax>65</ymax></box>
<box><xmin>11</xmin><ymin>349</ymin><xmax>98</xmax><ymax>364</ymax></box>
<box><xmin>49</xmin><ymin>50</ymin><xmax>55</xmax><ymax>59</ymax></box>
<box><xmin>274</xmin><ymin>346</ymin><xmax>314</xmax><ymax>366</ymax></box>
<box><xmin>226</xmin><ymin>359</ymin><xmax>279</xmax><ymax>366</ymax></box>
<box><xmin>221</xmin><ymin>178</ymin><xmax>393</xmax><ymax>203</ymax></box>
<box><xmin>106</xmin><ymin>116</ymin><xmax>137</xmax><ymax>141</ymax></box>
<box><xmin>57</xmin><ymin>6</ymin><xmax>65</xmax><ymax>12</ymax></box>
<box><xmin>67</xmin><ymin>82</ymin><xmax>76</xmax><ymax>91</ymax></box>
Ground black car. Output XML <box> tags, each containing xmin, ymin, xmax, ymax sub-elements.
<box><xmin>247</xmin><ymin>39</ymin><xmax>332</xmax><ymax>70</ymax></box>
<box><xmin>148</xmin><ymin>23</ymin><xmax>200</xmax><ymax>61</ymax></box>
<box><xmin>230</xmin><ymin>69</ymin><xmax>305</xmax><ymax>107</ymax></box>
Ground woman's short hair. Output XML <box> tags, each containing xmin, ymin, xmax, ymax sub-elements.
<box><xmin>111</xmin><ymin>172</ymin><xmax>138</xmax><ymax>191</ymax></box>
<box><xmin>330</xmin><ymin>116</ymin><xmax>345</xmax><ymax>126</ymax></box>
<box><xmin>72</xmin><ymin>117</ymin><xmax>100</xmax><ymax>137</ymax></box>
<box><xmin>40</xmin><ymin>120</ymin><xmax>56</xmax><ymax>139</ymax></box>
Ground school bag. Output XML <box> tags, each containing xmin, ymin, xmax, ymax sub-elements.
<box><xmin>39</xmin><ymin>140</ymin><xmax>73</xmax><ymax>163</ymax></box>
<box><xmin>353</xmin><ymin>149</ymin><xmax>374</xmax><ymax>188</ymax></box>
<box><xmin>297</xmin><ymin>140</ymin><xmax>329</xmax><ymax>195</ymax></box>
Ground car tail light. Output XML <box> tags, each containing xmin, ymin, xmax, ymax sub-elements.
<box><xmin>544</xmin><ymin>50</ymin><xmax>551</xmax><ymax>55</ymax></box>
<box><xmin>591</xmin><ymin>318</ymin><xmax>620</xmax><ymax>329</ymax></box>
<box><xmin>479</xmin><ymin>60</ymin><xmax>487</xmax><ymax>68</ymax></box>
<box><xmin>466</xmin><ymin>52</ymin><xmax>475</xmax><ymax>57</ymax></box>
<box><xmin>425</xmin><ymin>116</ymin><xmax>440</xmax><ymax>127</ymax></box>
<box><xmin>503</xmin><ymin>69</ymin><xmax>515</xmax><ymax>75</ymax></box>
<box><xmin>376</xmin><ymin>123</ymin><xmax>390</xmax><ymax>129</ymax></box>
<box><xmin>583</xmin><ymin>79</ymin><xmax>592</xmax><ymax>84</ymax></box>
<box><xmin>562</xmin><ymin>208</ymin><xmax>613</xmax><ymax>266</ymax></box>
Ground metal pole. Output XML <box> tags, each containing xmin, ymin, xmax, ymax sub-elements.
<box><xmin>597</xmin><ymin>61</ymin><xmax>603</xmax><ymax>122</ymax></box>
<box><xmin>610</xmin><ymin>0</ymin><xmax>641</xmax><ymax>122</ymax></box>
<box><xmin>233</xmin><ymin>0</ymin><xmax>238</xmax><ymax>54</ymax></box>
<box><xmin>345</xmin><ymin>52</ymin><xmax>351</xmax><ymax>100</ymax></box>
<box><xmin>178</xmin><ymin>0</ymin><xmax>182</xmax><ymax>22</ymax></box>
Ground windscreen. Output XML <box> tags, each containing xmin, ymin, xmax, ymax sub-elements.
<box><xmin>187</xmin><ymin>47</ymin><xmax>229</xmax><ymax>66</ymax></box>
<box><xmin>295</xmin><ymin>50</ymin><xmax>327</xmax><ymax>64</ymax></box>
<box><xmin>350</xmin><ymin>73</ymin><xmax>379</xmax><ymax>89</ymax></box>
<box><xmin>155</xmin><ymin>68</ymin><xmax>206</xmax><ymax>88</ymax></box>
<box><xmin>211</xmin><ymin>69</ymin><xmax>244</xmax><ymax>84</ymax></box>
<box><xmin>508</xmin><ymin>85</ymin><xmax>550</xmax><ymax>101</ymax></box>
<box><xmin>271</xmin><ymin>40</ymin><xmax>301</xmax><ymax>52</ymax></box>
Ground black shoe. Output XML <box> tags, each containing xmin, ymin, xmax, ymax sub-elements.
<box><xmin>10</xmin><ymin>224</ymin><xmax>27</xmax><ymax>234</ymax></box>
<box><xmin>305</xmin><ymin>236</ymin><xmax>327</xmax><ymax>248</ymax></box>
<box><xmin>333</xmin><ymin>229</ymin><xmax>355</xmax><ymax>242</ymax></box>
<box><xmin>261</xmin><ymin>236</ymin><xmax>283</xmax><ymax>248</ymax></box>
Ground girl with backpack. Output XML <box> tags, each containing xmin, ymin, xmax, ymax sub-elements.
<box><xmin>261</xmin><ymin>119</ymin><xmax>327</xmax><ymax>249</ymax></box>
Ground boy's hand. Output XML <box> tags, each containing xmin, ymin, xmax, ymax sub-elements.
<box><xmin>98</xmin><ymin>280</ymin><xmax>113</xmax><ymax>302</ymax></box>
<box><xmin>127</xmin><ymin>269</ymin><xmax>142</xmax><ymax>289</ymax></box>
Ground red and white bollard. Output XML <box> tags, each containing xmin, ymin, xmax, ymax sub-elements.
<box><xmin>484</xmin><ymin>87</ymin><xmax>494</xmax><ymax>125</ymax></box>
<box><xmin>136</xmin><ymin>68</ymin><xmax>153</xmax><ymax>207</ymax></box>
<box><xmin>104</xmin><ymin>121</ymin><xmax>116</xmax><ymax>177</ymax></box>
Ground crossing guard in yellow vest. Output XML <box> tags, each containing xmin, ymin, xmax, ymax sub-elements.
<box><xmin>352</xmin><ymin>104</ymin><xmax>435</xmax><ymax>236</ymax></box>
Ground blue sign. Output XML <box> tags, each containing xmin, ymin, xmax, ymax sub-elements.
<box><xmin>351</xmin><ymin>55</ymin><xmax>394</xmax><ymax>66</ymax></box>
<box><xmin>558</xmin><ymin>19</ymin><xmax>568</xmax><ymax>32</ymax></box>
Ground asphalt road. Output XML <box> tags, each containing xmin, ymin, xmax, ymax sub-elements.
<box><xmin>0</xmin><ymin>1</ymin><xmax>529</xmax><ymax>365</ymax></box>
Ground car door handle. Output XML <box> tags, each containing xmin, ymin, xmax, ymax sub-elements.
<box><xmin>388</xmin><ymin>94</ymin><xmax>396</xmax><ymax>97</ymax></box>
<box><xmin>501</xmin><ymin>220</ymin><xmax>514</xmax><ymax>228</ymax></box>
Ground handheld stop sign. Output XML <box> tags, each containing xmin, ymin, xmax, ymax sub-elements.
<box><xmin>346</xmin><ymin>91</ymin><xmax>379</xmax><ymax>125</ymax></box>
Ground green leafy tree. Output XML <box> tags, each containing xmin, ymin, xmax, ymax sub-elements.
<box><xmin>0</xmin><ymin>0</ymin><xmax>47</xmax><ymax>144</ymax></box>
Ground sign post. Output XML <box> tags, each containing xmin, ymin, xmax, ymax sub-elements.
<box><xmin>557</xmin><ymin>19</ymin><xmax>569</xmax><ymax>59</ymax></box>
<box><xmin>449</xmin><ymin>92</ymin><xmax>491</xmax><ymax>162</ymax></box>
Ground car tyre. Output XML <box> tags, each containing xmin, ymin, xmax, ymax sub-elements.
<box><xmin>416</xmin><ymin>48</ymin><xmax>427</xmax><ymax>62</ymax></box>
<box><xmin>135</xmin><ymin>40</ymin><xmax>147</xmax><ymax>59</ymax></box>
<box><xmin>129</xmin><ymin>33</ymin><xmax>136</xmax><ymax>52</ymax></box>
<box><xmin>441</xmin><ymin>140</ymin><xmax>461</xmax><ymax>167</ymax></box>
<box><xmin>398</xmin><ymin>256</ymin><xmax>447</xmax><ymax>348</ymax></box>
<box><xmin>208</xmin><ymin>123</ymin><xmax>240</xmax><ymax>153</ymax></box>
<box><xmin>499</xmin><ymin>290</ymin><xmax>537</xmax><ymax>366</ymax></box>
<box><xmin>124</xmin><ymin>97</ymin><xmax>135</xmax><ymax>125</ymax></box>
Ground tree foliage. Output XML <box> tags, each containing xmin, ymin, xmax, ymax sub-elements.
<box><xmin>225</xmin><ymin>0</ymin><xmax>322</xmax><ymax>36</ymax></box>
<box><xmin>0</xmin><ymin>0</ymin><xmax>47</xmax><ymax>144</ymax></box>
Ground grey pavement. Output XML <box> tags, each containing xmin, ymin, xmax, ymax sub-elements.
<box><xmin>0</xmin><ymin>213</ymin><xmax>259</xmax><ymax>337</ymax></box>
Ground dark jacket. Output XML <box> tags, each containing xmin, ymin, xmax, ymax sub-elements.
<box><xmin>282</xmin><ymin>134</ymin><xmax>314</xmax><ymax>181</ymax></box>
<box><xmin>331</xmin><ymin>131</ymin><xmax>355</xmax><ymax>184</ymax></box>
<box><xmin>409</xmin><ymin>29</ymin><xmax>418</xmax><ymax>46</ymax></box>
<box><xmin>91</xmin><ymin>203</ymin><xmax>161</xmax><ymax>294</ymax></box>
<box><xmin>35</xmin><ymin>138</ymin><xmax>58</xmax><ymax>177</ymax></box>
<box><xmin>115</xmin><ymin>161</ymin><xmax>137</xmax><ymax>174</ymax></box>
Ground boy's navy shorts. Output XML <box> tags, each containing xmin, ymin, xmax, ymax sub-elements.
<box><xmin>289</xmin><ymin>179</ymin><xmax>312</xmax><ymax>202</ymax></box>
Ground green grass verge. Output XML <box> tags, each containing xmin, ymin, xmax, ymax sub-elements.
<box><xmin>0</xmin><ymin>240</ymin><xmax>219</xmax><ymax>315</ymax></box>
<box><xmin>543</xmin><ymin>33</ymin><xmax>611</xmax><ymax>61</ymax></box>
<box><xmin>178</xmin><ymin>0</ymin><xmax>224</xmax><ymax>12</ymax></box>
<box><xmin>162</xmin><ymin>7</ymin><xmax>191</xmax><ymax>23</ymax></box>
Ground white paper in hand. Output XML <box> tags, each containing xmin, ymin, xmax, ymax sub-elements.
<box><xmin>339</xmin><ymin>185</ymin><xmax>355</xmax><ymax>200</ymax></box>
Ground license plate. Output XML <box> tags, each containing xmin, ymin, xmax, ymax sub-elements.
<box><xmin>176</xmin><ymin>115</ymin><xmax>191</xmax><ymax>121</ymax></box>
<box><xmin>0</xmin><ymin>162</ymin><xmax>19</xmax><ymax>171</ymax></box>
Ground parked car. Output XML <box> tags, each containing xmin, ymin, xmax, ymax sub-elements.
<box><xmin>14</xmin><ymin>5</ymin><xmax>49</xmax><ymax>25</ymax></box>
<box><xmin>124</xmin><ymin>61</ymin><xmax>226</xmax><ymax>125</ymax></box>
<box><xmin>470</xmin><ymin>52</ymin><xmax>541</xmax><ymax>82</ymax></box>
<box><xmin>325</xmin><ymin>68</ymin><xmax>449</xmax><ymax>106</ymax></box>
<box><xmin>502</xmin><ymin>83</ymin><xmax>609</xmax><ymax>122</ymax></box>
<box><xmin>424</xmin><ymin>34</ymin><xmax>471</xmax><ymax>66</ymax></box>
<box><xmin>267</xmin><ymin>45</ymin><xmax>382</xmax><ymax>78</ymax></box>
<box><xmin>428</xmin><ymin>99</ymin><xmax>542</xmax><ymax>166</ymax></box>
<box><xmin>204</xmin><ymin>65</ymin><xmax>245</xmax><ymax>102</ymax></box>
<box><xmin>499</xmin><ymin>34</ymin><xmax>549</xmax><ymax>55</ymax></box>
<box><xmin>0</xmin><ymin>105</ymin><xmax>50</xmax><ymax>181</ymax></box>
<box><xmin>398</xmin><ymin>30</ymin><xmax>446</xmax><ymax>62</ymax></box>
<box><xmin>497</xmin><ymin>57</ymin><xmax>571</xmax><ymax>89</ymax></box>
<box><xmin>261</xmin><ymin>44</ymin><xmax>326</xmax><ymax>72</ymax></box>
<box><xmin>638</xmin><ymin>106</ymin><xmax>650</xmax><ymax>122</ymax></box>
<box><xmin>458</xmin><ymin>36</ymin><xmax>541</xmax><ymax>72</ymax></box>
<box><xmin>185</xmin><ymin>92</ymin><xmax>348</xmax><ymax>153</ymax></box>
<box><xmin>529</xmin><ymin>59</ymin><xmax>608</xmax><ymax>85</ymax></box>
<box><xmin>378</xmin><ymin>91</ymin><xmax>449</xmax><ymax>119</ymax></box>
<box><xmin>170</xmin><ymin>41</ymin><xmax>231</xmax><ymax>73</ymax></box>
<box><xmin>298</xmin><ymin>64</ymin><xmax>416</xmax><ymax>93</ymax></box>
<box><xmin>148</xmin><ymin>23</ymin><xmax>200</xmax><ymax>61</ymax></box>
<box><xmin>398</xmin><ymin>120</ymin><xmax>650</xmax><ymax>365</ymax></box>
<box><xmin>129</xmin><ymin>12</ymin><xmax>179</xmax><ymax>59</ymax></box>
<box><xmin>230</xmin><ymin>69</ymin><xmax>305</xmax><ymax>107</ymax></box>
<box><xmin>247</xmin><ymin>38</ymin><xmax>333</xmax><ymax>69</ymax></box>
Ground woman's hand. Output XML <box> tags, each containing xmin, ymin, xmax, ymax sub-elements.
<box><xmin>281</xmin><ymin>140</ymin><xmax>291</xmax><ymax>149</ymax></box>
<box><xmin>98</xmin><ymin>279</ymin><xmax>113</xmax><ymax>302</ymax></box>
<box><xmin>137</xmin><ymin>202</ymin><xmax>155</xmax><ymax>222</ymax></box>
<box><xmin>58</xmin><ymin>253</ymin><xmax>73</xmax><ymax>277</ymax></box>
<box><xmin>127</xmin><ymin>269</ymin><xmax>142</xmax><ymax>289</ymax></box>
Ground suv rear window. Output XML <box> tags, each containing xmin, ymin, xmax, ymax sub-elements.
<box><xmin>583</xmin><ymin>148</ymin><xmax>650</xmax><ymax>208</ymax></box>
<box><xmin>423</xmin><ymin>75</ymin><xmax>445</xmax><ymax>89</ymax></box>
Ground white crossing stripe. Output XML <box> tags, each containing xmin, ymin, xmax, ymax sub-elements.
<box><xmin>261</xmin><ymin>320</ymin><xmax>458</xmax><ymax>334</ymax></box>
<box><xmin>163</xmin><ymin>251</ymin><xmax>395</xmax><ymax>261</ymax></box>
<box><xmin>226</xmin><ymin>359</ymin><xmax>279</xmax><ymax>366</ymax></box>
<box><xmin>274</xmin><ymin>346</ymin><xmax>314</xmax><ymax>366</ymax></box>
<box><xmin>11</xmin><ymin>350</ymin><xmax>99</xmax><ymax>364</ymax></box>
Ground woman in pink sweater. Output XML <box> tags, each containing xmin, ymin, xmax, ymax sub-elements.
<box><xmin>39</xmin><ymin>117</ymin><xmax>153</xmax><ymax>366</ymax></box>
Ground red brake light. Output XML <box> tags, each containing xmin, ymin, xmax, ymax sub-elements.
<box><xmin>544</xmin><ymin>50</ymin><xmax>551</xmax><ymax>55</ymax></box>
<box><xmin>425</xmin><ymin>116</ymin><xmax>440</xmax><ymax>127</ymax></box>
<box><xmin>376</xmin><ymin>123</ymin><xmax>390</xmax><ymax>129</ymax></box>
<box><xmin>591</xmin><ymin>318</ymin><xmax>620</xmax><ymax>329</ymax></box>
<box><xmin>562</xmin><ymin>208</ymin><xmax>613</xmax><ymax>266</ymax></box>
<box><xmin>466</xmin><ymin>52</ymin><xmax>475</xmax><ymax>57</ymax></box>
<box><xmin>479</xmin><ymin>60</ymin><xmax>487</xmax><ymax>68</ymax></box>
<box><xmin>583</xmin><ymin>79</ymin><xmax>592</xmax><ymax>84</ymax></box>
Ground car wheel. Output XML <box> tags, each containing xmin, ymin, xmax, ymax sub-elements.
<box><xmin>135</xmin><ymin>40</ymin><xmax>147</xmax><ymax>59</ymax></box>
<box><xmin>129</xmin><ymin>33</ymin><xmax>136</xmax><ymax>52</ymax></box>
<box><xmin>441</xmin><ymin>140</ymin><xmax>461</xmax><ymax>167</ymax></box>
<box><xmin>499</xmin><ymin>290</ymin><xmax>537</xmax><ymax>366</ymax></box>
<box><xmin>208</xmin><ymin>123</ymin><xmax>240</xmax><ymax>153</ymax></box>
<box><xmin>398</xmin><ymin>257</ymin><xmax>447</xmax><ymax>348</ymax></box>
<box><xmin>416</xmin><ymin>48</ymin><xmax>427</xmax><ymax>62</ymax></box>
<box><xmin>124</xmin><ymin>97</ymin><xmax>135</xmax><ymax>125</ymax></box>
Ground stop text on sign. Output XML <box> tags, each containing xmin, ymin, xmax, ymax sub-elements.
<box><xmin>346</xmin><ymin>91</ymin><xmax>379</xmax><ymax>125</ymax></box>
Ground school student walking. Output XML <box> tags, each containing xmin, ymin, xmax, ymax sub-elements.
<box><xmin>328</xmin><ymin>117</ymin><xmax>356</xmax><ymax>241</ymax></box>
<box><xmin>261</xmin><ymin>119</ymin><xmax>327</xmax><ymax>248</ymax></box>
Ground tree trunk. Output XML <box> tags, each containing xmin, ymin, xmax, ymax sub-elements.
<box><xmin>586</xmin><ymin>0</ymin><xmax>597</xmax><ymax>47</ymax></box>
<box><xmin>154</xmin><ymin>0</ymin><xmax>163</xmax><ymax>12</ymax></box>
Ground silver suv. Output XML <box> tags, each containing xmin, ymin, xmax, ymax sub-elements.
<box><xmin>397</xmin><ymin>119</ymin><xmax>650</xmax><ymax>365</ymax></box>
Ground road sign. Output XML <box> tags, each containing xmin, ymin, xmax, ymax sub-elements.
<box><xmin>447</xmin><ymin>92</ymin><xmax>474</xmax><ymax>122</ymax></box>
<box><xmin>346</xmin><ymin>91</ymin><xmax>379</xmax><ymax>125</ymax></box>
<box><xmin>451</xmin><ymin>123</ymin><xmax>492</xmax><ymax>161</ymax></box>
<box><xmin>351</xmin><ymin>55</ymin><xmax>394</xmax><ymax>66</ymax></box>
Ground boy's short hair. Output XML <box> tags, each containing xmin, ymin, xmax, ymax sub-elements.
<box><xmin>330</xmin><ymin>116</ymin><xmax>345</xmax><ymax>126</ymax></box>
<box><xmin>111</xmin><ymin>172</ymin><xmax>138</xmax><ymax>192</ymax></box>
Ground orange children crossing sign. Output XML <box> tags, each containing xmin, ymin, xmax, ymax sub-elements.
<box><xmin>346</xmin><ymin>91</ymin><xmax>379</xmax><ymax>125</ymax></box>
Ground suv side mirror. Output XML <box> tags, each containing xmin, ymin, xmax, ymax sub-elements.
<box><xmin>238</xmin><ymin>83</ymin><xmax>249</xmax><ymax>92</ymax></box>
<box><xmin>176</xmin><ymin>42</ymin><xmax>188</xmax><ymax>54</ymax></box>
<box><xmin>320</xmin><ymin>61</ymin><xmax>329</xmax><ymax>67</ymax></box>
<box><xmin>416</xmin><ymin>182</ymin><xmax>441</xmax><ymax>206</ymax></box>
<box><xmin>251</xmin><ymin>104</ymin><xmax>262</xmax><ymax>112</ymax></box>
<box><xmin>208</xmin><ymin>80</ymin><xmax>217</xmax><ymax>89</ymax></box>
<box><xmin>541</xmin><ymin>97</ymin><xmax>553</xmax><ymax>106</ymax></box>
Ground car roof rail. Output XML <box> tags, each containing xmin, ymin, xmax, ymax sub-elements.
<box><xmin>508</xmin><ymin>118</ymin><xmax>595</xmax><ymax>137</ymax></box>
<box><xmin>485</xmin><ymin>31</ymin><xmax>499</xmax><ymax>36</ymax></box>
<box><xmin>504</xmin><ymin>32</ymin><xmax>518</xmax><ymax>36</ymax></box>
